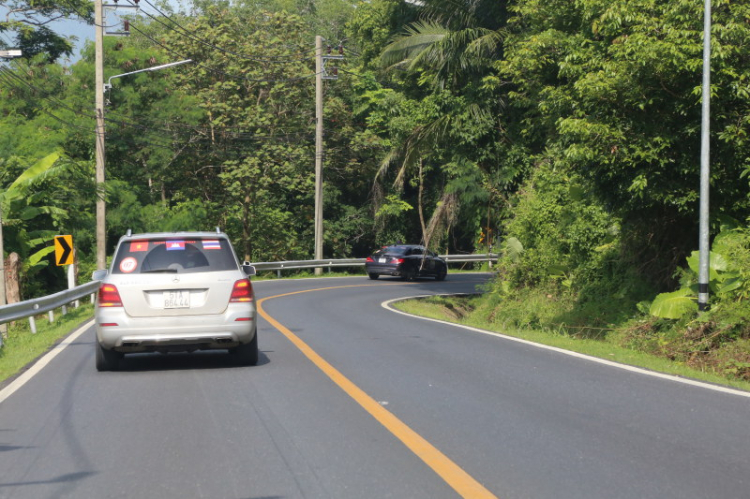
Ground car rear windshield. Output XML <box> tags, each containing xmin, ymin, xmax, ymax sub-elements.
<box><xmin>111</xmin><ymin>238</ymin><xmax>239</xmax><ymax>275</ymax></box>
<box><xmin>374</xmin><ymin>246</ymin><xmax>408</xmax><ymax>257</ymax></box>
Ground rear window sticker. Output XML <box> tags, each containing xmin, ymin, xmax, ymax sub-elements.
<box><xmin>120</xmin><ymin>257</ymin><xmax>138</xmax><ymax>273</ymax></box>
<box><xmin>130</xmin><ymin>240</ymin><xmax>149</xmax><ymax>252</ymax></box>
<box><xmin>202</xmin><ymin>239</ymin><xmax>221</xmax><ymax>250</ymax></box>
<box><xmin>166</xmin><ymin>240</ymin><xmax>185</xmax><ymax>251</ymax></box>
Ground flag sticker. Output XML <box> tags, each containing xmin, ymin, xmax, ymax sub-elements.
<box><xmin>166</xmin><ymin>240</ymin><xmax>185</xmax><ymax>251</ymax></box>
<box><xmin>130</xmin><ymin>240</ymin><xmax>149</xmax><ymax>252</ymax></box>
<box><xmin>202</xmin><ymin>239</ymin><xmax>221</xmax><ymax>250</ymax></box>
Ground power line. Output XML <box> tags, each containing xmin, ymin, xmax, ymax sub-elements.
<box><xmin>129</xmin><ymin>0</ymin><xmax>317</xmax><ymax>63</ymax></box>
<box><xmin>126</xmin><ymin>22</ymin><xmax>321</xmax><ymax>84</ymax></box>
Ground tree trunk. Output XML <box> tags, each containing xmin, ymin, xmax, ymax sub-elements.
<box><xmin>6</xmin><ymin>252</ymin><xmax>20</xmax><ymax>304</ymax></box>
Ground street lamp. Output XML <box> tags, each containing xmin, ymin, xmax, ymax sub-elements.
<box><xmin>103</xmin><ymin>59</ymin><xmax>193</xmax><ymax>94</ymax></box>
<box><xmin>93</xmin><ymin>43</ymin><xmax>192</xmax><ymax>269</ymax></box>
<box><xmin>698</xmin><ymin>0</ymin><xmax>711</xmax><ymax>311</ymax></box>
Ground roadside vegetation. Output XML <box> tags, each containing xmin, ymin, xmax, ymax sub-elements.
<box><xmin>0</xmin><ymin>304</ymin><xmax>93</xmax><ymax>384</ymax></box>
<box><xmin>2</xmin><ymin>0</ymin><xmax>750</xmax><ymax>380</ymax></box>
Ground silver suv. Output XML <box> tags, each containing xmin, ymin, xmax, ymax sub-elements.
<box><xmin>93</xmin><ymin>230</ymin><xmax>258</xmax><ymax>371</ymax></box>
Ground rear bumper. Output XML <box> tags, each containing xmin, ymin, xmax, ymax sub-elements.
<box><xmin>95</xmin><ymin>307</ymin><xmax>256</xmax><ymax>353</ymax></box>
<box><xmin>365</xmin><ymin>264</ymin><xmax>403</xmax><ymax>276</ymax></box>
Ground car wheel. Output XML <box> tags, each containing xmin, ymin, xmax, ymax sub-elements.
<box><xmin>402</xmin><ymin>267</ymin><xmax>417</xmax><ymax>281</ymax></box>
<box><xmin>436</xmin><ymin>267</ymin><xmax>447</xmax><ymax>281</ymax></box>
<box><xmin>232</xmin><ymin>332</ymin><xmax>259</xmax><ymax>366</ymax></box>
<box><xmin>95</xmin><ymin>341</ymin><xmax>121</xmax><ymax>371</ymax></box>
<box><xmin>368</xmin><ymin>273</ymin><xmax>380</xmax><ymax>280</ymax></box>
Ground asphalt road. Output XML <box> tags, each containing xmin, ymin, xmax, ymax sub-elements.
<box><xmin>1</xmin><ymin>273</ymin><xmax>749</xmax><ymax>499</ymax></box>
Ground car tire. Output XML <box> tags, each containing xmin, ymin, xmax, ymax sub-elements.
<box><xmin>436</xmin><ymin>267</ymin><xmax>447</xmax><ymax>281</ymax></box>
<box><xmin>232</xmin><ymin>331</ymin><xmax>259</xmax><ymax>366</ymax></box>
<box><xmin>402</xmin><ymin>267</ymin><xmax>417</xmax><ymax>281</ymax></box>
<box><xmin>368</xmin><ymin>273</ymin><xmax>380</xmax><ymax>280</ymax></box>
<box><xmin>95</xmin><ymin>341</ymin><xmax>121</xmax><ymax>371</ymax></box>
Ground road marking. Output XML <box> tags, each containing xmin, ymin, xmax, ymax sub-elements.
<box><xmin>258</xmin><ymin>286</ymin><xmax>498</xmax><ymax>499</ymax></box>
<box><xmin>383</xmin><ymin>295</ymin><xmax>750</xmax><ymax>399</ymax></box>
<box><xmin>0</xmin><ymin>320</ymin><xmax>94</xmax><ymax>405</ymax></box>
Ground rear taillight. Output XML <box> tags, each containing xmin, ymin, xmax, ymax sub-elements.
<box><xmin>366</xmin><ymin>256</ymin><xmax>374</xmax><ymax>262</ymax></box>
<box><xmin>393</xmin><ymin>258</ymin><xmax>404</xmax><ymax>264</ymax></box>
<box><xmin>98</xmin><ymin>284</ymin><xmax>123</xmax><ymax>307</ymax></box>
<box><xmin>230</xmin><ymin>279</ymin><xmax>254</xmax><ymax>302</ymax></box>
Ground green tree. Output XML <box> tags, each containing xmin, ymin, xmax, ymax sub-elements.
<box><xmin>500</xmin><ymin>0</ymin><xmax>750</xmax><ymax>287</ymax></box>
<box><xmin>0</xmin><ymin>0</ymin><xmax>93</xmax><ymax>62</ymax></box>
<box><xmin>363</xmin><ymin>0</ymin><xmax>514</xmax><ymax>252</ymax></box>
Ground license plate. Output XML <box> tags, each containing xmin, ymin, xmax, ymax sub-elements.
<box><xmin>379</xmin><ymin>257</ymin><xmax>386</xmax><ymax>263</ymax></box>
<box><xmin>164</xmin><ymin>290</ymin><xmax>190</xmax><ymax>309</ymax></box>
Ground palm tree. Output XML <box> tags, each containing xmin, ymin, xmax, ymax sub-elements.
<box><xmin>374</xmin><ymin>0</ymin><xmax>509</xmax><ymax>251</ymax></box>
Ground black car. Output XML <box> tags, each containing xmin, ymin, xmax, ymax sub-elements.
<box><xmin>365</xmin><ymin>244</ymin><xmax>448</xmax><ymax>281</ymax></box>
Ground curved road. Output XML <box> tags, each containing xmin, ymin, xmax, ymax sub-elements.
<box><xmin>1</xmin><ymin>273</ymin><xmax>749</xmax><ymax>498</ymax></box>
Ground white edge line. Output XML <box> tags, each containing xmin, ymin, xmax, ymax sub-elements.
<box><xmin>0</xmin><ymin>319</ymin><xmax>94</xmax><ymax>405</ymax></box>
<box><xmin>383</xmin><ymin>294</ymin><xmax>750</xmax><ymax>399</ymax></box>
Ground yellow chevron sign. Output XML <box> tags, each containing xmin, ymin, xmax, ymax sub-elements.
<box><xmin>54</xmin><ymin>235</ymin><xmax>74</xmax><ymax>266</ymax></box>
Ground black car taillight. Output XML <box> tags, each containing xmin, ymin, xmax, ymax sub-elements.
<box><xmin>366</xmin><ymin>256</ymin><xmax>374</xmax><ymax>262</ymax></box>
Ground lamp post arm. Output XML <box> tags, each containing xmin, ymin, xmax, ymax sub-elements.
<box><xmin>103</xmin><ymin>59</ymin><xmax>192</xmax><ymax>92</ymax></box>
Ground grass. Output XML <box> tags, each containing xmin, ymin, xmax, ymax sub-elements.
<box><xmin>393</xmin><ymin>296</ymin><xmax>750</xmax><ymax>393</ymax></box>
<box><xmin>0</xmin><ymin>303</ymin><xmax>94</xmax><ymax>384</ymax></box>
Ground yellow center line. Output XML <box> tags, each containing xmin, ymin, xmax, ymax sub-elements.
<box><xmin>258</xmin><ymin>284</ymin><xmax>498</xmax><ymax>499</ymax></box>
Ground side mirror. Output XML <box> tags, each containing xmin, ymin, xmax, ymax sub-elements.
<box><xmin>92</xmin><ymin>269</ymin><xmax>108</xmax><ymax>281</ymax></box>
<box><xmin>242</xmin><ymin>263</ymin><xmax>257</xmax><ymax>276</ymax></box>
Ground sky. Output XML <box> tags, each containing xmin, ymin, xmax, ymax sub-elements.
<box><xmin>2</xmin><ymin>1</ymin><xmax>189</xmax><ymax>64</ymax></box>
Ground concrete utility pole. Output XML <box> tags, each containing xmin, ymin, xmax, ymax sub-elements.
<box><xmin>0</xmin><ymin>49</ymin><xmax>22</xmax><ymax>339</ymax></box>
<box><xmin>314</xmin><ymin>35</ymin><xmax>324</xmax><ymax>276</ymax></box>
<box><xmin>313</xmin><ymin>37</ymin><xmax>344</xmax><ymax>275</ymax></box>
<box><xmin>95</xmin><ymin>0</ymin><xmax>107</xmax><ymax>270</ymax></box>
<box><xmin>698</xmin><ymin>0</ymin><xmax>711</xmax><ymax>311</ymax></box>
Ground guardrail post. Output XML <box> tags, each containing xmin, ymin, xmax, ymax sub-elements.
<box><xmin>29</xmin><ymin>315</ymin><xmax>37</xmax><ymax>334</ymax></box>
<box><xmin>48</xmin><ymin>310</ymin><xmax>54</xmax><ymax>323</ymax></box>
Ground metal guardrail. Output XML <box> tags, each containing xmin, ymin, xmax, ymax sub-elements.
<box><xmin>0</xmin><ymin>280</ymin><xmax>100</xmax><ymax>326</ymax></box>
<box><xmin>0</xmin><ymin>254</ymin><xmax>497</xmax><ymax>330</ymax></box>
<box><xmin>251</xmin><ymin>254</ymin><xmax>497</xmax><ymax>274</ymax></box>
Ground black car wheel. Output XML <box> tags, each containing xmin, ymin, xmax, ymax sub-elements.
<box><xmin>436</xmin><ymin>267</ymin><xmax>447</xmax><ymax>281</ymax></box>
<box><xmin>402</xmin><ymin>266</ymin><xmax>417</xmax><ymax>281</ymax></box>
<box><xmin>368</xmin><ymin>273</ymin><xmax>380</xmax><ymax>280</ymax></box>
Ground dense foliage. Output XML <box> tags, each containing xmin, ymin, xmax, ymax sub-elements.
<box><xmin>2</xmin><ymin>0</ymin><xmax>750</xmax><ymax>377</ymax></box>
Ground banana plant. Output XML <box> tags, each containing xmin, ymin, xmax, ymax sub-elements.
<box><xmin>1</xmin><ymin>151</ymin><xmax>69</xmax><ymax>280</ymax></box>
<box><xmin>650</xmin><ymin>225</ymin><xmax>749</xmax><ymax>319</ymax></box>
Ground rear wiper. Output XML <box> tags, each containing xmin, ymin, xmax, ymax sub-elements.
<box><xmin>142</xmin><ymin>268</ymin><xmax>178</xmax><ymax>273</ymax></box>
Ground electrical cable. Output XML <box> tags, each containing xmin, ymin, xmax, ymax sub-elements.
<box><xmin>130</xmin><ymin>0</ymin><xmax>317</xmax><ymax>63</ymax></box>
<box><xmin>126</xmin><ymin>22</ymin><xmax>321</xmax><ymax>84</ymax></box>
<box><xmin>0</xmin><ymin>63</ymin><xmax>315</xmax><ymax>145</ymax></box>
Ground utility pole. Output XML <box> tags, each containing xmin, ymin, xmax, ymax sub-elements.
<box><xmin>0</xmin><ymin>49</ymin><xmax>22</xmax><ymax>340</ymax></box>
<box><xmin>314</xmin><ymin>36</ymin><xmax>324</xmax><ymax>276</ymax></box>
<box><xmin>95</xmin><ymin>0</ymin><xmax>107</xmax><ymax>270</ymax></box>
<box><xmin>313</xmin><ymin>37</ymin><xmax>343</xmax><ymax>276</ymax></box>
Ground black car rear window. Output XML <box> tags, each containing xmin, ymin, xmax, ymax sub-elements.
<box><xmin>374</xmin><ymin>246</ymin><xmax>408</xmax><ymax>257</ymax></box>
<box><xmin>111</xmin><ymin>238</ymin><xmax>239</xmax><ymax>274</ymax></box>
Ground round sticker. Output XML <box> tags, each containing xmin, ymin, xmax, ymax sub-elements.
<box><xmin>120</xmin><ymin>257</ymin><xmax>138</xmax><ymax>273</ymax></box>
